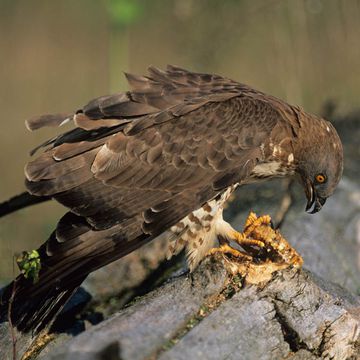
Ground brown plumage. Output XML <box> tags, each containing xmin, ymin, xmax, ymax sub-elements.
<box><xmin>0</xmin><ymin>65</ymin><xmax>343</xmax><ymax>332</ymax></box>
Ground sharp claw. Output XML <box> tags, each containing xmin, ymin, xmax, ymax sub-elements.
<box><xmin>207</xmin><ymin>244</ymin><xmax>253</xmax><ymax>261</ymax></box>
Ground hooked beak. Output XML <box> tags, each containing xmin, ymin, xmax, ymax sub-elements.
<box><xmin>303</xmin><ymin>178</ymin><xmax>327</xmax><ymax>214</ymax></box>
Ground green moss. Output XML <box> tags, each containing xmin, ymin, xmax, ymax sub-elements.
<box><xmin>16</xmin><ymin>250</ymin><xmax>41</xmax><ymax>283</ymax></box>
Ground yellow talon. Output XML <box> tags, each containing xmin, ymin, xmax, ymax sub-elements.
<box><xmin>230</xmin><ymin>230</ymin><xmax>265</xmax><ymax>248</ymax></box>
<box><xmin>207</xmin><ymin>244</ymin><xmax>253</xmax><ymax>261</ymax></box>
<box><xmin>237</xmin><ymin>238</ymin><xmax>265</xmax><ymax>248</ymax></box>
<box><xmin>207</xmin><ymin>212</ymin><xmax>303</xmax><ymax>274</ymax></box>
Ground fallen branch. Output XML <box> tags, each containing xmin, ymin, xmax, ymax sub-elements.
<box><xmin>35</xmin><ymin>256</ymin><xmax>360</xmax><ymax>360</ymax></box>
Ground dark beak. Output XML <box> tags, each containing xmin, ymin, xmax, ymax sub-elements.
<box><xmin>304</xmin><ymin>178</ymin><xmax>327</xmax><ymax>214</ymax></box>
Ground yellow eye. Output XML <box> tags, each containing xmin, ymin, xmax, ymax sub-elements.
<box><xmin>315</xmin><ymin>174</ymin><xmax>326</xmax><ymax>183</ymax></box>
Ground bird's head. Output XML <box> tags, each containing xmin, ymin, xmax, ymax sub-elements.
<box><xmin>295</xmin><ymin>119</ymin><xmax>343</xmax><ymax>214</ymax></box>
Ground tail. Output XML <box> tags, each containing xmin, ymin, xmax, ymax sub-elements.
<box><xmin>0</xmin><ymin>275</ymin><xmax>84</xmax><ymax>333</ymax></box>
<box><xmin>0</xmin><ymin>192</ymin><xmax>50</xmax><ymax>218</ymax></box>
<box><xmin>0</xmin><ymin>212</ymin><xmax>152</xmax><ymax>333</ymax></box>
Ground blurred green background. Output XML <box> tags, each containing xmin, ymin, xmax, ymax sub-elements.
<box><xmin>0</xmin><ymin>0</ymin><xmax>359</xmax><ymax>281</ymax></box>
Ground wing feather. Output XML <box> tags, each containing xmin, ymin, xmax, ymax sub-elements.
<box><xmin>25</xmin><ymin>78</ymin><xmax>292</xmax><ymax>230</ymax></box>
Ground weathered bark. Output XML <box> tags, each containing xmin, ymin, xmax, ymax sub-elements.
<box><xmin>37</xmin><ymin>258</ymin><xmax>359</xmax><ymax>360</ymax></box>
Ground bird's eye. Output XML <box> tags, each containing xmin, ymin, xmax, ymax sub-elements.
<box><xmin>315</xmin><ymin>174</ymin><xmax>326</xmax><ymax>184</ymax></box>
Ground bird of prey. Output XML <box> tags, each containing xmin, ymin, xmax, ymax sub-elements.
<box><xmin>0</xmin><ymin>65</ymin><xmax>343</xmax><ymax>333</ymax></box>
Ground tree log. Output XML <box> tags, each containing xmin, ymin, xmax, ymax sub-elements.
<box><xmin>35</xmin><ymin>257</ymin><xmax>360</xmax><ymax>360</ymax></box>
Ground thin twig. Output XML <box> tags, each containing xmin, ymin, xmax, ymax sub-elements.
<box><xmin>8</xmin><ymin>280</ymin><xmax>18</xmax><ymax>360</ymax></box>
<box><xmin>275</xmin><ymin>178</ymin><xmax>295</xmax><ymax>229</ymax></box>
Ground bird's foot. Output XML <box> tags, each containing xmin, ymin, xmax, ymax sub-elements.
<box><xmin>214</xmin><ymin>212</ymin><xmax>303</xmax><ymax>271</ymax></box>
<box><xmin>208</xmin><ymin>212</ymin><xmax>303</xmax><ymax>284</ymax></box>
<box><xmin>206</xmin><ymin>212</ymin><xmax>302</xmax><ymax>284</ymax></box>
<box><xmin>228</xmin><ymin>212</ymin><xmax>274</xmax><ymax>253</ymax></box>
<box><xmin>241</xmin><ymin>212</ymin><xmax>303</xmax><ymax>267</ymax></box>
<box><xmin>231</xmin><ymin>230</ymin><xmax>265</xmax><ymax>251</ymax></box>
<box><xmin>206</xmin><ymin>244</ymin><xmax>252</xmax><ymax>261</ymax></box>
